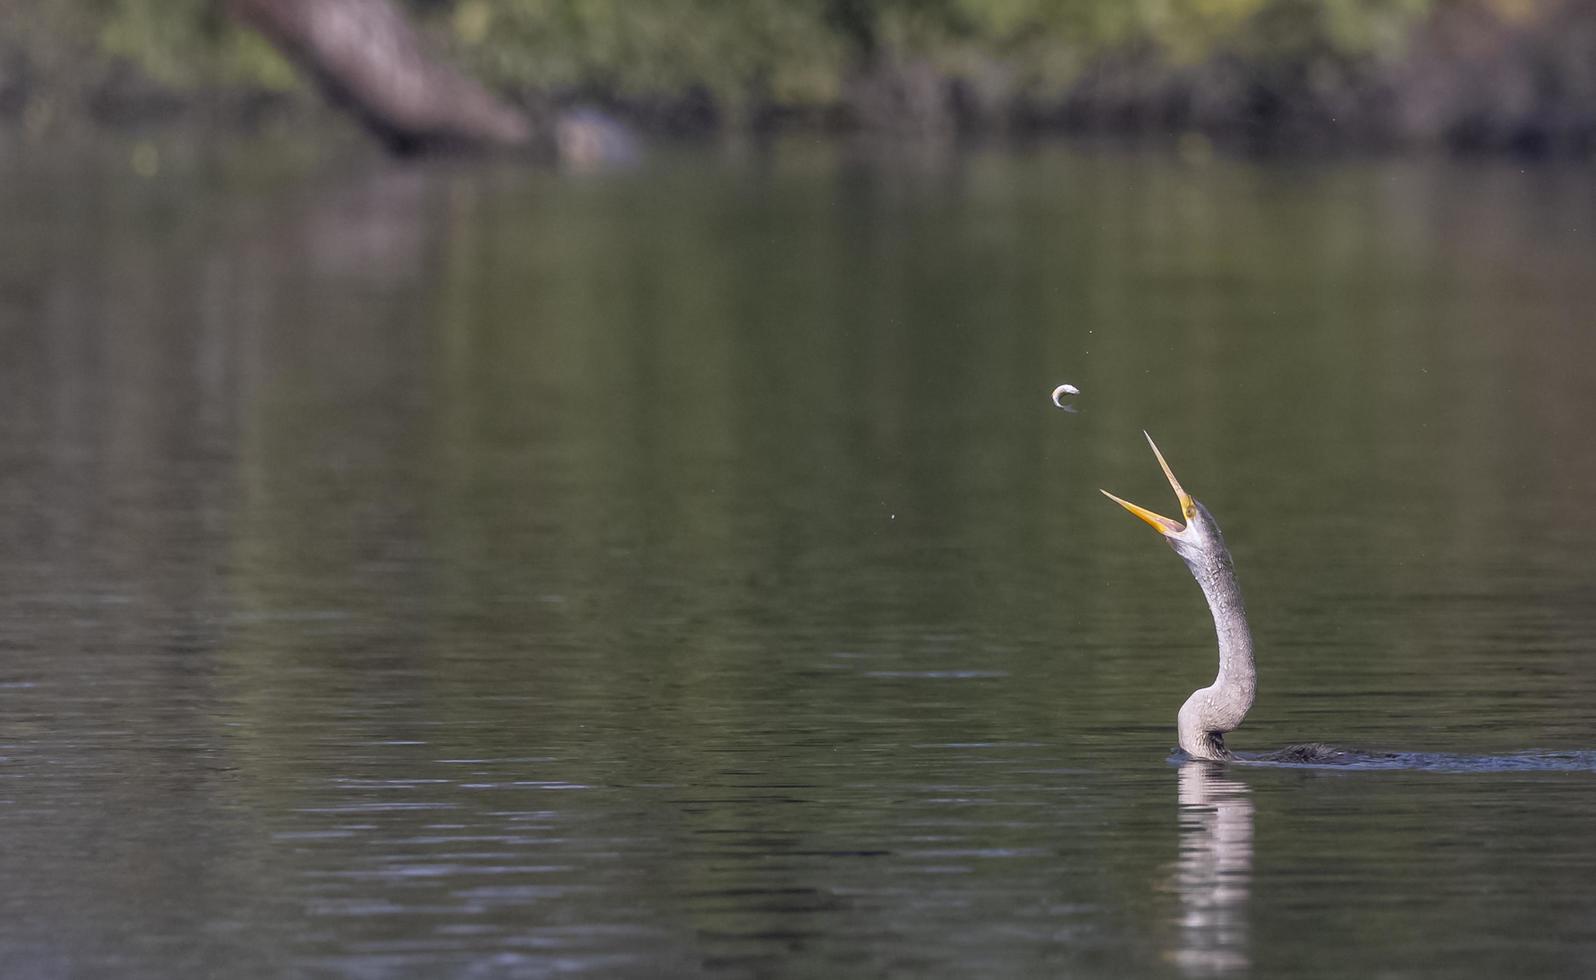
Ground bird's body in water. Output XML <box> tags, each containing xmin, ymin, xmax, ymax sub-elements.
<box><xmin>1103</xmin><ymin>434</ymin><xmax>1351</xmax><ymax>764</ymax></box>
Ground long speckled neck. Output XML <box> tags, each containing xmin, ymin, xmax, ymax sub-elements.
<box><xmin>1178</xmin><ymin>551</ymin><xmax>1256</xmax><ymax>760</ymax></box>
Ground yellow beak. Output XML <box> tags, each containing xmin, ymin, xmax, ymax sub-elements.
<box><xmin>1101</xmin><ymin>432</ymin><xmax>1196</xmax><ymax>535</ymax></box>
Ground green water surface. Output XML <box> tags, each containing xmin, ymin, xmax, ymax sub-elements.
<box><xmin>0</xmin><ymin>139</ymin><xmax>1593</xmax><ymax>978</ymax></box>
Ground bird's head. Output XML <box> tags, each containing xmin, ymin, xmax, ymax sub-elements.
<box><xmin>1101</xmin><ymin>433</ymin><xmax>1228</xmax><ymax>572</ymax></box>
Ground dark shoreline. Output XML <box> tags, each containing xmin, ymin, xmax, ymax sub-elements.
<box><xmin>6</xmin><ymin>1</ymin><xmax>1596</xmax><ymax>158</ymax></box>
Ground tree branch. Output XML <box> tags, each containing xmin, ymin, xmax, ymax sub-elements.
<box><xmin>231</xmin><ymin>0</ymin><xmax>536</xmax><ymax>154</ymax></box>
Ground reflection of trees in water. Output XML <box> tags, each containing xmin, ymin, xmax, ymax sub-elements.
<box><xmin>1168</xmin><ymin>763</ymin><xmax>1252</xmax><ymax>976</ymax></box>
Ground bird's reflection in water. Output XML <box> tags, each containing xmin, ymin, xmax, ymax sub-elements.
<box><xmin>1167</xmin><ymin>763</ymin><xmax>1253</xmax><ymax>976</ymax></box>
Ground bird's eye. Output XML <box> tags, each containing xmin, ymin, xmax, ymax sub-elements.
<box><xmin>1184</xmin><ymin>503</ymin><xmax>1197</xmax><ymax>520</ymax></box>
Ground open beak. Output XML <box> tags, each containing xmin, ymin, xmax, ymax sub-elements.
<box><xmin>1101</xmin><ymin>432</ymin><xmax>1195</xmax><ymax>536</ymax></box>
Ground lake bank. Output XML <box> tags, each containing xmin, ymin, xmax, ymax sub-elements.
<box><xmin>4</xmin><ymin>1</ymin><xmax>1596</xmax><ymax>155</ymax></box>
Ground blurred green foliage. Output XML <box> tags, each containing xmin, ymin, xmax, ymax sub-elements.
<box><xmin>94</xmin><ymin>0</ymin><xmax>298</xmax><ymax>89</ymax></box>
<box><xmin>433</xmin><ymin>0</ymin><xmax>1439</xmax><ymax>109</ymax></box>
<box><xmin>26</xmin><ymin>0</ymin><xmax>1593</xmax><ymax>149</ymax></box>
<box><xmin>6</xmin><ymin>0</ymin><xmax>1444</xmax><ymax>111</ymax></box>
<box><xmin>442</xmin><ymin>0</ymin><xmax>855</xmax><ymax>106</ymax></box>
